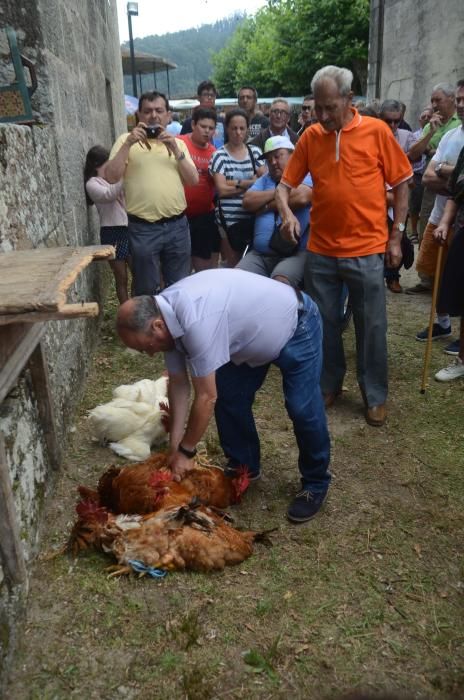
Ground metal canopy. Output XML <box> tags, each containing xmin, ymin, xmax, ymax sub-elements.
<box><xmin>121</xmin><ymin>49</ymin><xmax>177</xmax><ymax>75</ymax></box>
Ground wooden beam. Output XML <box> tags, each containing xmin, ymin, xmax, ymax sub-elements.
<box><xmin>0</xmin><ymin>323</ymin><xmax>45</xmax><ymax>404</ymax></box>
<box><xmin>0</xmin><ymin>302</ymin><xmax>100</xmax><ymax>326</ymax></box>
<box><xmin>0</xmin><ymin>435</ymin><xmax>27</xmax><ymax>588</ymax></box>
<box><xmin>28</xmin><ymin>342</ymin><xmax>61</xmax><ymax>470</ymax></box>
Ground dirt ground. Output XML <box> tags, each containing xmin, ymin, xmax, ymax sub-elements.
<box><xmin>5</xmin><ymin>265</ymin><xmax>464</xmax><ymax>700</ymax></box>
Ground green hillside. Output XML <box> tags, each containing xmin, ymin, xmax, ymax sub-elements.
<box><xmin>123</xmin><ymin>15</ymin><xmax>244</xmax><ymax>99</ymax></box>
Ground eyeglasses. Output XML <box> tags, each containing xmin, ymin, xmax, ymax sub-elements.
<box><xmin>200</xmin><ymin>93</ymin><xmax>216</xmax><ymax>99</ymax></box>
<box><xmin>384</xmin><ymin>118</ymin><xmax>401</xmax><ymax>125</ymax></box>
<box><xmin>301</xmin><ymin>105</ymin><xmax>313</xmax><ymax>111</ymax></box>
<box><xmin>270</xmin><ymin>109</ymin><xmax>290</xmax><ymax>116</ymax></box>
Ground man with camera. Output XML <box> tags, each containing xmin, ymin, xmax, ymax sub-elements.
<box><xmin>105</xmin><ymin>91</ymin><xmax>199</xmax><ymax>296</ymax></box>
<box><xmin>237</xmin><ymin>136</ymin><xmax>312</xmax><ymax>287</ymax></box>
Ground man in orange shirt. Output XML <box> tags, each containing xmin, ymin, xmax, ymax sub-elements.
<box><xmin>276</xmin><ymin>65</ymin><xmax>412</xmax><ymax>427</ymax></box>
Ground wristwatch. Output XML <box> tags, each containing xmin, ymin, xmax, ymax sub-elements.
<box><xmin>176</xmin><ymin>152</ymin><xmax>186</xmax><ymax>161</ymax></box>
<box><xmin>434</xmin><ymin>162</ymin><xmax>445</xmax><ymax>177</ymax></box>
<box><xmin>396</xmin><ymin>223</ymin><xmax>406</xmax><ymax>233</ymax></box>
<box><xmin>177</xmin><ymin>443</ymin><xmax>197</xmax><ymax>459</ymax></box>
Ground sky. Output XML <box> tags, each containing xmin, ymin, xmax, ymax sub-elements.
<box><xmin>117</xmin><ymin>0</ymin><xmax>268</xmax><ymax>43</ymax></box>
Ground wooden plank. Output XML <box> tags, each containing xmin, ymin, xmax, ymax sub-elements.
<box><xmin>38</xmin><ymin>246</ymin><xmax>115</xmax><ymax>311</ymax></box>
<box><xmin>0</xmin><ymin>302</ymin><xmax>100</xmax><ymax>326</ymax></box>
<box><xmin>28</xmin><ymin>342</ymin><xmax>61</xmax><ymax>470</ymax></box>
<box><xmin>0</xmin><ymin>245</ymin><xmax>114</xmax><ymax>314</ymax></box>
<box><xmin>0</xmin><ymin>434</ymin><xmax>27</xmax><ymax>587</ymax></box>
<box><xmin>0</xmin><ymin>323</ymin><xmax>45</xmax><ymax>404</ymax></box>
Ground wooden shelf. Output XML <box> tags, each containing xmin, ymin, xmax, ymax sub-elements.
<box><xmin>0</xmin><ymin>244</ymin><xmax>114</xmax><ymax>588</ymax></box>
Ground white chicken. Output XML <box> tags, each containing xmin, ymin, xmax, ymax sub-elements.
<box><xmin>112</xmin><ymin>376</ymin><xmax>168</xmax><ymax>405</ymax></box>
<box><xmin>87</xmin><ymin>376</ymin><xmax>170</xmax><ymax>461</ymax></box>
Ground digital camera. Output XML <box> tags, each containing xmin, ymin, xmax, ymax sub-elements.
<box><xmin>144</xmin><ymin>124</ymin><xmax>163</xmax><ymax>139</ymax></box>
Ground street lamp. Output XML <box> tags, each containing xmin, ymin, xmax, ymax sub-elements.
<box><xmin>127</xmin><ymin>2</ymin><xmax>138</xmax><ymax>98</ymax></box>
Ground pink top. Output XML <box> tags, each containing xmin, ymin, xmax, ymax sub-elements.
<box><xmin>85</xmin><ymin>177</ymin><xmax>128</xmax><ymax>227</ymax></box>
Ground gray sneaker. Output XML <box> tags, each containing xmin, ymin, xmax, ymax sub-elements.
<box><xmin>435</xmin><ymin>358</ymin><xmax>464</xmax><ymax>382</ymax></box>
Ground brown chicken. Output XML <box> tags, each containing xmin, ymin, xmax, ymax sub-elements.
<box><xmin>77</xmin><ymin>452</ymin><xmax>250</xmax><ymax>514</ymax></box>
<box><xmin>68</xmin><ymin>499</ymin><xmax>271</xmax><ymax>573</ymax></box>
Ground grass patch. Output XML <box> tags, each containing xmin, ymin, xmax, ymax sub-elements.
<box><xmin>5</xmin><ymin>277</ymin><xmax>464</xmax><ymax>699</ymax></box>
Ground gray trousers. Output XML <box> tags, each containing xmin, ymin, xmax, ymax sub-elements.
<box><xmin>128</xmin><ymin>215</ymin><xmax>191</xmax><ymax>295</ymax></box>
<box><xmin>304</xmin><ymin>252</ymin><xmax>388</xmax><ymax>407</ymax></box>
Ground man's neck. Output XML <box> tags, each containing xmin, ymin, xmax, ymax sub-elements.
<box><xmin>339</xmin><ymin>109</ymin><xmax>355</xmax><ymax>130</ymax></box>
<box><xmin>441</xmin><ymin>112</ymin><xmax>456</xmax><ymax>124</ymax></box>
<box><xmin>190</xmin><ymin>134</ymin><xmax>208</xmax><ymax>149</ymax></box>
<box><xmin>270</xmin><ymin>126</ymin><xmax>287</xmax><ymax>136</ymax></box>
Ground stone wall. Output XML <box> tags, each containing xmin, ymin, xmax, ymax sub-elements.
<box><xmin>367</xmin><ymin>0</ymin><xmax>464</xmax><ymax>125</ymax></box>
<box><xmin>0</xmin><ymin>0</ymin><xmax>125</xmax><ymax>680</ymax></box>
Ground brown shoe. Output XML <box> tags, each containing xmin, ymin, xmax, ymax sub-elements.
<box><xmin>324</xmin><ymin>391</ymin><xmax>341</xmax><ymax>408</ymax></box>
<box><xmin>387</xmin><ymin>279</ymin><xmax>402</xmax><ymax>293</ymax></box>
<box><xmin>405</xmin><ymin>283</ymin><xmax>431</xmax><ymax>295</ymax></box>
<box><xmin>365</xmin><ymin>404</ymin><xmax>387</xmax><ymax>427</ymax></box>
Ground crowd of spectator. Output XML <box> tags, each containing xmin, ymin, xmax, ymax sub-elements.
<box><xmin>84</xmin><ymin>67</ymin><xmax>464</xmax><ymax>521</ymax></box>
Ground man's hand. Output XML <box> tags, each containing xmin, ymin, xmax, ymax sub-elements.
<box><xmin>156</xmin><ymin>127</ymin><xmax>182</xmax><ymax>157</ymax></box>
<box><xmin>126</xmin><ymin>122</ymin><xmax>150</xmax><ymax>149</ymax></box>
<box><xmin>428</xmin><ymin>112</ymin><xmax>443</xmax><ymax>134</ymax></box>
<box><xmin>385</xmin><ymin>237</ymin><xmax>402</xmax><ymax>268</ymax></box>
<box><xmin>168</xmin><ymin>449</ymin><xmax>195</xmax><ymax>482</ymax></box>
<box><xmin>433</xmin><ymin>223</ymin><xmax>449</xmax><ymax>245</ymax></box>
<box><xmin>280</xmin><ymin>212</ymin><xmax>301</xmax><ymax>244</ymax></box>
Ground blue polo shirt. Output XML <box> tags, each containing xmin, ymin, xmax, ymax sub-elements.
<box><xmin>156</xmin><ymin>269</ymin><xmax>299</xmax><ymax>377</ymax></box>
<box><xmin>251</xmin><ymin>172</ymin><xmax>313</xmax><ymax>254</ymax></box>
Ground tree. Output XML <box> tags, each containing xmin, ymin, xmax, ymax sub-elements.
<box><xmin>212</xmin><ymin>0</ymin><xmax>370</xmax><ymax>96</ymax></box>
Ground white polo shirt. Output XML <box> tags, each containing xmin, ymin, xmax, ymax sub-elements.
<box><xmin>156</xmin><ymin>269</ymin><xmax>299</xmax><ymax>377</ymax></box>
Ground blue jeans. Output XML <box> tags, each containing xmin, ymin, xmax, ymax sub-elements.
<box><xmin>128</xmin><ymin>215</ymin><xmax>191</xmax><ymax>295</ymax></box>
<box><xmin>214</xmin><ymin>294</ymin><xmax>331</xmax><ymax>494</ymax></box>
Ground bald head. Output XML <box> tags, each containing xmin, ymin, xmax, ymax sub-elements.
<box><xmin>116</xmin><ymin>297</ymin><xmax>174</xmax><ymax>355</ymax></box>
<box><xmin>116</xmin><ymin>296</ymin><xmax>161</xmax><ymax>334</ymax></box>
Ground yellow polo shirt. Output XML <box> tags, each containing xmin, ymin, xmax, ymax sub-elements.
<box><xmin>109</xmin><ymin>135</ymin><xmax>193</xmax><ymax>222</ymax></box>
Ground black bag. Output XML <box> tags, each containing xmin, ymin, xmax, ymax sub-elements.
<box><xmin>224</xmin><ymin>218</ymin><xmax>255</xmax><ymax>252</ymax></box>
<box><xmin>269</xmin><ymin>223</ymin><xmax>299</xmax><ymax>257</ymax></box>
<box><xmin>401</xmin><ymin>230</ymin><xmax>414</xmax><ymax>270</ymax></box>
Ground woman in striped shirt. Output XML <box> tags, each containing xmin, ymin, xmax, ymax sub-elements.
<box><xmin>209</xmin><ymin>109</ymin><xmax>265</xmax><ymax>266</ymax></box>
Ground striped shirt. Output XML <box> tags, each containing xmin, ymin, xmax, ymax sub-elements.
<box><xmin>209</xmin><ymin>144</ymin><xmax>262</xmax><ymax>226</ymax></box>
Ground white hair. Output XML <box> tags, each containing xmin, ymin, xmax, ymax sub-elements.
<box><xmin>311</xmin><ymin>65</ymin><xmax>353</xmax><ymax>97</ymax></box>
<box><xmin>432</xmin><ymin>82</ymin><xmax>456</xmax><ymax>97</ymax></box>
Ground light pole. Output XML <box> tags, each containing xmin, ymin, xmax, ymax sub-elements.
<box><xmin>127</xmin><ymin>2</ymin><xmax>138</xmax><ymax>98</ymax></box>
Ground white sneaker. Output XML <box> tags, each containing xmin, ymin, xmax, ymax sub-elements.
<box><xmin>435</xmin><ymin>357</ymin><xmax>464</xmax><ymax>382</ymax></box>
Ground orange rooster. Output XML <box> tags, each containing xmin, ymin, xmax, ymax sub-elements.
<box><xmin>68</xmin><ymin>499</ymin><xmax>272</xmax><ymax>573</ymax></box>
<box><xmin>78</xmin><ymin>452</ymin><xmax>251</xmax><ymax>514</ymax></box>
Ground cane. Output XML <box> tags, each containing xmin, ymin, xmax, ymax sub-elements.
<box><xmin>420</xmin><ymin>244</ymin><xmax>444</xmax><ymax>393</ymax></box>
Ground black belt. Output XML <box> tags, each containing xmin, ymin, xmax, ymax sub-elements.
<box><xmin>295</xmin><ymin>287</ymin><xmax>305</xmax><ymax>315</ymax></box>
<box><xmin>128</xmin><ymin>212</ymin><xmax>185</xmax><ymax>226</ymax></box>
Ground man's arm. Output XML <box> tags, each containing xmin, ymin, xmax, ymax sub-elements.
<box><xmin>103</xmin><ymin>124</ymin><xmax>148</xmax><ymax>183</ymax></box>
<box><xmin>422</xmin><ymin>158</ymin><xmax>455</xmax><ymax>194</ymax></box>
<box><xmin>157</xmin><ymin>130</ymin><xmax>199</xmax><ymax>186</ymax></box>
<box><xmin>169</xmin><ymin>372</ymin><xmax>217</xmax><ymax>479</ymax></box>
<box><xmin>407</xmin><ymin>114</ymin><xmax>441</xmax><ymax>161</ymax></box>
<box><xmin>244</xmin><ymin>183</ymin><xmax>312</xmax><ymax>214</ymax></box>
<box><xmin>386</xmin><ymin>179</ymin><xmax>409</xmax><ymax>268</ymax></box>
<box><xmin>167</xmin><ymin>369</ymin><xmax>191</xmax><ymax>451</ymax></box>
<box><xmin>434</xmin><ymin>198</ymin><xmax>458</xmax><ymax>244</ymax></box>
<box><xmin>275</xmin><ymin>183</ymin><xmax>301</xmax><ymax>243</ymax></box>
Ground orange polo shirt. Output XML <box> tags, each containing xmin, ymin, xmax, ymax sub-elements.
<box><xmin>281</xmin><ymin>110</ymin><xmax>413</xmax><ymax>257</ymax></box>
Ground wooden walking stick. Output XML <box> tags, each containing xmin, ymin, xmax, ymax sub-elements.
<box><xmin>420</xmin><ymin>244</ymin><xmax>444</xmax><ymax>393</ymax></box>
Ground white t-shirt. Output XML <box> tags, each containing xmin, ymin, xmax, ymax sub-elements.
<box><xmin>429</xmin><ymin>126</ymin><xmax>464</xmax><ymax>225</ymax></box>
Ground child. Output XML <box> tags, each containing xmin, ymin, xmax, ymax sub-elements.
<box><xmin>84</xmin><ymin>146</ymin><xmax>131</xmax><ymax>304</ymax></box>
